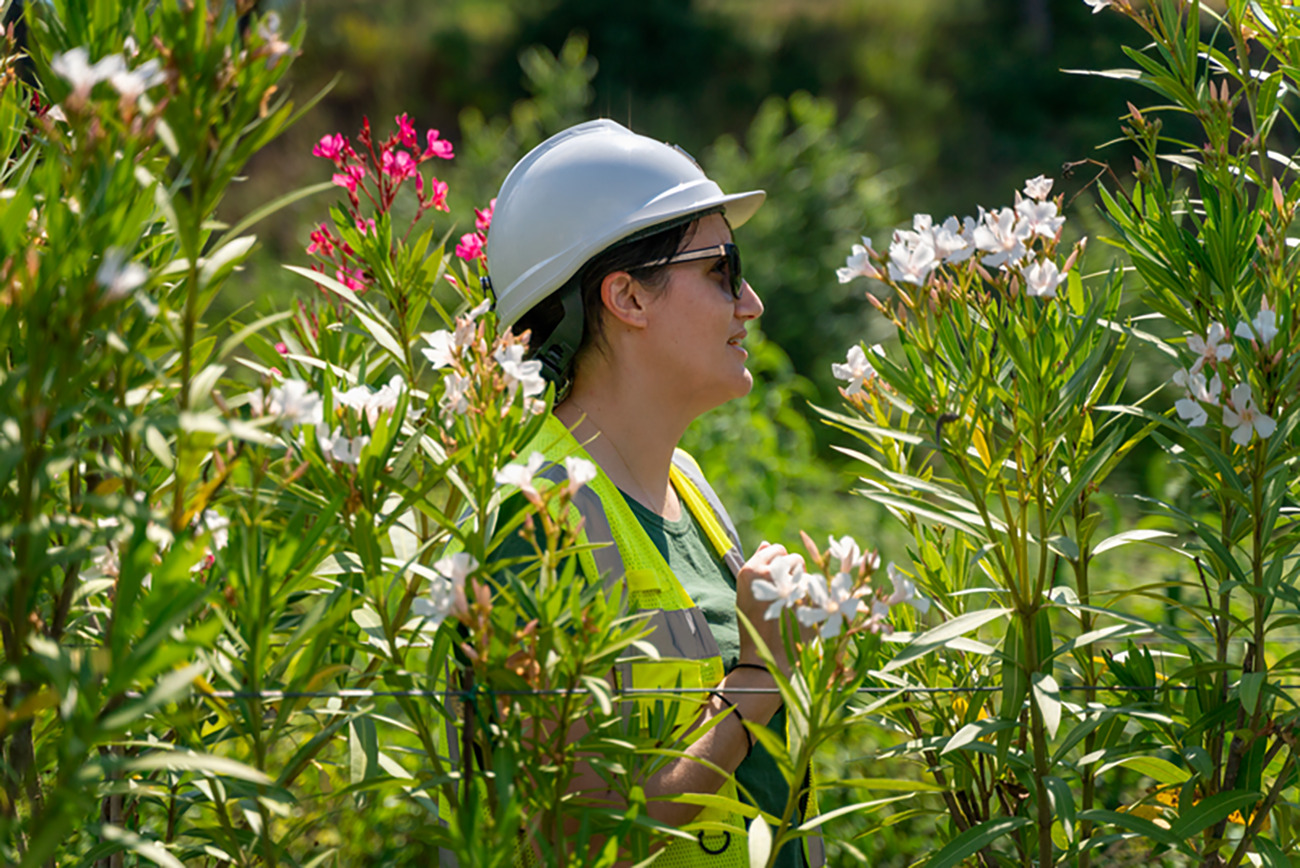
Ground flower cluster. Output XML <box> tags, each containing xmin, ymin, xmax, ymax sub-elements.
<box><xmin>248</xmin><ymin>372</ymin><xmax>410</xmax><ymax>467</ymax></box>
<box><xmin>421</xmin><ymin>301</ymin><xmax>547</xmax><ymax>425</ymax></box>
<box><xmin>1170</xmin><ymin>303</ymin><xmax>1281</xmax><ymax>446</ymax></box>
<box><xmin>455</xmin><ymin>198</ymin><xmax>495</xmax><ymax>263</ymax></box>
<box><xmin>306</xmin><ymin>113</ymin><xmax>456</xmax><ymax>293</ymax></box>
<box><xmin>752</xmin><ymin>535</ymin><xmax>929</xmax><ymax>639</ymax></box>
<box><xmin>494</xmin><ymin>452</ymin><xmax>597</xmax><ymax>508</ymax></box>
<box><xmin>49</xmin><ymin>46</ymin><xmax>167</xmax><ymax>106</ymax></box>
<box><xmin>837</xmin><ymin>174</ymin><xmax>1072</xmax><ymax>297</ymax></box>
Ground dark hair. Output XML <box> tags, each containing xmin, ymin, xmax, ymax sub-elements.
<box><xmin>515</xmin><ymin>215</ymin><xmax>702</xmax><ymax>381</ymax></box>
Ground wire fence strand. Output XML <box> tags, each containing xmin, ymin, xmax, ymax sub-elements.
<box><xmin>195</xmin><ymin>683</ymin><xmax>1300</xmax><ymax>701</ymax></box>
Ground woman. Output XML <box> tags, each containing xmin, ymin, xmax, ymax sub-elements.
<box><xmin>486</xmin><ymin>119</ymin><xmax>823</xmax><ymax>868</ymax></box>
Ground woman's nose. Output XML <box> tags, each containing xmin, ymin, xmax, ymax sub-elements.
<box><xmin>736</xmin><ymin>279</ymin><xmax>763</xmax><ymax>319</ymax></box>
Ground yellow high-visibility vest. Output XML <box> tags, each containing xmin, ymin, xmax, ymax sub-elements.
<box><xmin>523</xmin><ymin>413</ymin><xmax>826</xmax><ymax>868</ymax></box>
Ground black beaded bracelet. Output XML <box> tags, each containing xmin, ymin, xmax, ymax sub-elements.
<box><xmin>711</xmin><ymin>690</ymin><xmax>754</xmax><ymax>757</ymax></box>
<box><xmin>730</xmin><ymin>662</ymin><xmax>773</xmax><ymax>677</ymax></box>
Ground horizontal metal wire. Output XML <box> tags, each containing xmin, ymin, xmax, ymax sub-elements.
<box><xmin>195</xmin><ymin>683</ymin><xmax>1300</xmax><ymax>701</ymax></box>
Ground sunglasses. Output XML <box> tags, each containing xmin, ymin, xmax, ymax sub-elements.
<box><xmin>629</xmin><ymin>243</ymin><xmax>745</xmax><ymax>299</ymax></box>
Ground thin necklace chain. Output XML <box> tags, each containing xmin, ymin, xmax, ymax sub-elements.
<box><xmin>566</xmin><ymin>398</ymin><xmax>673</xmax><ymax>515</ymax></box>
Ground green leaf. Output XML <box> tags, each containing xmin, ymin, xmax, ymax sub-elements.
<box><xmin>198</xmin><ymin>235</ymin><xmax>256</xmax><ymax>288</ymax></box>
<box><xmin>1062</xmin><ymin>67</ymin><xmax>1144</xmax><ymax>80</ymax></box>
<box><xmin>215</xmin><ymin>180</ymin><xmax>335</xmax><ymax>249</ymax></box>
<box><xmin>350</xmin><ymin>716</ymin><xmax>380</xmax><ymax>783</ymax></box>
<box><xmin>125</xmin><ymin>751</ymin><xmax>271</xmax><ymax>785</ymax></box>
<box><xmin>218</xmin><ymin>310</ymin><xmax>294</xmax><ymax>361</ymax></box>
<box><xmin>834</xmin><ymin>778</ymin><xmax>947</xmax><ymax>793</ymax></box>
<box><xmin>1031</xmin><ymin>672</ymin><xmax>1062</xmax><ymax>739</ymax></box>
<box><xmin>1092</xmin><ymin>529</ymin><xmax>1176</xmax><ymax>556</ymax></box>
<box><xmin>924</xmin><ymin>817</ymin><xmax>1031</xmax><ymax>868</ymax></box>
<box><xmin>97</xmin><ymin>825</ymin><xmax>184</xmax><ymax>868</ymax></box>
<box><xmin>796</xmin><ymin>795</ymin><xmax>915</xmax><ymax>831</ymax></box>
<box><xmin>1077</xmin><ymin>808</ymin><xmax>1190</xmax><ymax>852</ymax></box>
<box><xmin>355</xmin><ymin>309</ymin><xmax>407</xmax><ymax>362</ymax></box>
<box><xmin>1169</xmin><ymin>790</ymin><xmax>1262</xmax><ymax>840</ymax></box>
<box><xmin>881</xmin><ymin>608</ymin><xmax>1012</xmax><ymax>673</ymax></box>
<box><xmin>1240</xmin><ymin>671</ymin><xmax>1264</xmax><ymax>715</ymax></box>
<box><xmin>1096</xmin><ymin>756</ymin><xmax>1190</xmax><ymax>785</ymax></box>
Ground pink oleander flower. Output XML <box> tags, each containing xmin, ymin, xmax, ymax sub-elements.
<box><xmin>275</xmin><ymin>342</ymin><xmax>289</xmax><ymax>355</ymax></box>
<box><xmin>335</xmin><ymin>266</ymin><xmax>368</xmax><ymax>292</ymax></box>
<box><xmin>332</xmin><ymin>164</ymin><xmax>365</xmax><ymax>193</ymax></box>
<box><xmin>882</xmin><ymin>563</ymin><xmax>931</xmax><ymax>615</ymax></box>
<box><xmin>396</xmin><ymin>113</ymin><xmax>418</xmax><ymax>150</ymax></box>
<box><xmin>427</xmin><ymin>177</ymin><xmax>449</xmax><ymax>212</ymax></box>
<box><xmin>1015</xmin><ymin>198</ymin><xmax>1065</xmax><ymax>240</ymax></box>
<box><xmin>974</xmin><ymin>206</ymin><xmax>1031</xmax><ymax>269</ymax></box>
<box><xmin>933</xmin><ymin>217</ymin><xmax>976</xmax><ymax>264</ymax></box>
<box><xmin>455</xmin><ymin>232</ymin><xmax>485</xmax><ymax>261</ymax></box>
<box><xmin>475</xmin><ymin>199</ymin><xmax>496</xmax><ymax>232</ymax></box>
<box><xmin>306</xmin><ymin>223</ymin><xmax>335</xmax><ymax>256</ymax></box>
<box><xmin>425</xmin><ymin>129</ymin><xmax>454</xmax><ymax>159</ymax></box>
<box><xmin>381</xmin><ymin>149</ymin><xmax>417</xmax><ymax>180</ymax></box>
<box><xmin>887</xmin><ymin>236</ymin><xmax>939</xmax><ymax>285</ymax></box>
<box><xmin>312</xmin><ymin>133</ymin><xmax>346</xmax><ymax>160</ymax></box>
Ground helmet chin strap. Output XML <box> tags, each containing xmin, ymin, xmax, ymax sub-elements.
<box><xmin>531</xmin><ymin>282</ymin><xmax>585</xmax><ymax>400</ymax></box>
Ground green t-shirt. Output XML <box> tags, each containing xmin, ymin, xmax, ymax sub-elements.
<box><xmin>620</xmin><ymin>493</ymin><xmax>806</xmax><ymax>868</ymax></box>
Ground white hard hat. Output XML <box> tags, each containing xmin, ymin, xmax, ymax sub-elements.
<box><xmin>487</xmin><ymin>119</ymin><xmax>765</xmax><ymax>328</ymax></box>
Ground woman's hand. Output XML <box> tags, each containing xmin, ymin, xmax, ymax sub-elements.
<box><xmin>735</xmin><ymin>541</ymin><xmax>813</xmax><ymax>676</ymax></box>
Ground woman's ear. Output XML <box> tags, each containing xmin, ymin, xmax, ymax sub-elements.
<box><xmin>600</xmin><ymin>271</ymin><xmax>651</xmax><ymax>330</ymax></box>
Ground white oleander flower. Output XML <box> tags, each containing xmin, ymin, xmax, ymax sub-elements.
<box><xmin>563</xmin><ymin>456</ymin><xmax>597</xmax><ymax>496</ymax></box>
<box><xmin>1023</xmin><ymin>259</ymin><xmax>1066</xmax><ymax>299</ymax></box>
<box><xmin>96</xmin><ymin>249</ymin><xmax>148</xmax><ymax>300</ymax></box>
<box><xmin>751</xmin><ymin>553</ymin><xmax>809</xmax><ymax>621</ymax></box>
<box><xmin>317</xmin><ymin>428</ymin><xmax>369</xmax><ymax>464</ymax></box>
<box><xmin>1024</xmin><ymin>175</ymin><xmax>1054</xmax><ymax>201</ymax></box>
<box><xmin>1222</xmin><ymin>383</ymin><xmax>1276</xmax><ymax>446</ymax></box>
<box><xmin>798</xmin><ymin>571</ymin><xmax>861</xmax><ymax>639</ymax></box>
<box><xmin>832</xmin><ymin>345</ymin><xmax>877</xmax><ymax>396</ymax></box>
<box><xmin>1187</xmin><ymin>323</ymin><xmax>1233</xmax><ymax>374</ymax></box>
<box><xmin>837</xmin><ymin>238</ymin><xmax>883</xmax><ymax>283</ymax></box>
<box><xmin>495</xmin><ymin>452</ymin><xmax>548</xmax><ymax>502</ymax></box>
<box><xmin>1234</xmin><ymin>299</ymin><xmax>1279</xmax><ymax>347</ymax></box>
<box><xmin>263</xmin><ymin>380</ymin><xmax>324</xmax><ymax>427</ymax></box>
<box><xmin>412</xmin><ymin>552</ymin><xmax>479</xmax><ymax>630</ymax></box>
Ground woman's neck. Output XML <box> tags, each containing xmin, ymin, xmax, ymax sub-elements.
<box><xmin>555</xmin><ymin>382</ymin><xmax>687</xmax><ymax>520</ymax></box>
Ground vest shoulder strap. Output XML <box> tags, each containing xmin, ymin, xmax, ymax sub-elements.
<box><xmin>670</xmin><ymin>449</ymin><xmax>745</xmax><ymax>578</ymax></box>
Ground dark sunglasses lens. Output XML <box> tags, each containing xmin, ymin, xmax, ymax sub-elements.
<box><xmin>726</xmin><ymin>245</ymin><xmax>743</xmax><ymax>298</ymax></box>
